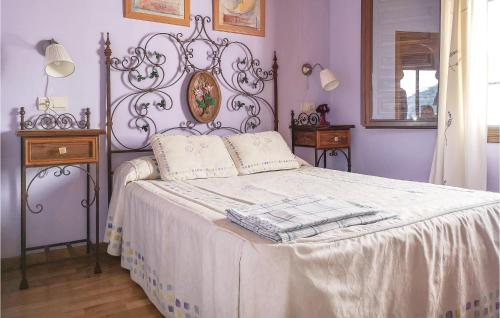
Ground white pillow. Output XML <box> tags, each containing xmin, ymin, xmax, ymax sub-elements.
<box><xmin>223</xmin><ymin>131</ymin><xmax>300</xmax><ymax>175</ymax></box>
<box><xmin>126</xmin><ymin>155</ymin><xmax>161</xmax><ymax>180</ymax></box>
<box><xmin>150</xmin><ymin>134</ymin><xmax>238</xmax><ymax>181</ymax></box>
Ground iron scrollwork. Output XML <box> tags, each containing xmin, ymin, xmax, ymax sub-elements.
<box><xmin>25</xmin><ymin>165</ymin><xmax>97</xmax><ymax>214</ymax></box>
<box><xmin>312</xmin><ymin>148</ymin><xmax>350</xmax><ymax>170</ymax></box>
<box><xmin>106</xmin><ymin>15</ymin><xmax>277</xmax><ymax>152</ymax></box>
<box><xmin>329</xmin><ymin>148</ymin><xmax>349</xmax><ymax>162</ymax></box>
<box><xmin>292</xmin><ymin>111</ymin><xmax>320</xmax><ymax>126</ymax></box>
<box><xmin>19</xmin><ymin>107</ymin><xmax>90</xmax><ymax>130</ymax></box>
<box><xmin>328</xmin><ymin>148</ymin><xmax>352</xmax><ymax>172</ymax></box>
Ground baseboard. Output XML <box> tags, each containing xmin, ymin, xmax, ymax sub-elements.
<box><xmin>1</xmin><ymin>242</ymin><xmax>109</xmax><ymax>273</ymax></box>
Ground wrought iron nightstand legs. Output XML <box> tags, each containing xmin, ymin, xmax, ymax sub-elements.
<box><xmin>314</xmin><ymin>148</ymin><xmax>352</xmax><ymax>172</ymax></box>
<box><xmin>18</xmin><ymin>151</ymin><xmax>102</xmax><ymax>290</ymax></box>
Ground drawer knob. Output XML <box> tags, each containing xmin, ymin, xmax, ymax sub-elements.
<box><xmin>58</xmin><ymin>147</ymin><xmax>67</xmax><ymax>155</ymax></box>
<box><xmin>333</xmin><ymin>136</ymin><xmax>340</xmax><ymax>142</ymax></box>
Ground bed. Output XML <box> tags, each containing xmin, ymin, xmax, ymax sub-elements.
<box><xmin>106</xmin><ymin>159</ymin><xmax>499</xmax><ymax>317</ymax></box>
<box><xmin>102</xmin><ymin>16</ymin><xmax>500</xmax><ymax>318</ymax></box>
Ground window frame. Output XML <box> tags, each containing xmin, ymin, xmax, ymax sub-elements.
<box><xmin>361</xmin><ymin>0</ymin><xmax>440</xmax><ymax>128</ymax></box>
<box><xmin>488</xmin><ymin>126</ymin><xmax>499</xmax><ymax>143</ymax></box>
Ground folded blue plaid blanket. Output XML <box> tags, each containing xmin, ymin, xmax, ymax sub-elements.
<box><xmin>226</xmin><ymin>195</ymin><xmax>397</xmax><ymax>242</ymax></box>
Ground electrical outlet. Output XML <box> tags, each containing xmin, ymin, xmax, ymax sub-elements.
<box><xmin>300</xmin><ymin>102</ymin><xmax>315</xmax><ymax>113</ymax></box>
<box><xmin>37</xmin><ymin>97</ymin><xmax>69</xmax><ymax>111</ymax></box>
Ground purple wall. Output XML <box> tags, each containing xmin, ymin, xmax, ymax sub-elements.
<box><xmin>488</xmin><ymin>146</ymin><xmax>500</xmax><ymax>192</ymax></box>
<box><xmin>1</xmin><ymin>0</ymin><xmax>497</xmax><ymax>259</ymax></box>
<box><xmin>0</xmin><ymin>0</ymin><xmax>330</xmax><ymax>257</ymax></box>
<box><xmin>326</xmin><ymin>0</ymin><xmax>499</xmax><ymax>191</ymax></box>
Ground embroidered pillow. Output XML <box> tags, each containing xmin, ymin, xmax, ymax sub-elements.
<box><xmin>223</xmin><ymin>131</ymin><xmax>300</xmax><ymax>175</ymax></box>
<box><xmin>150</xmin><ymin>134</ymin><xmax>238</xmax><ymax>181</ymax></box>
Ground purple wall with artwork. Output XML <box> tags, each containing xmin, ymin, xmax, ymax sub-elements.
<box><xmin>0</xmin><ymin>0</ymin><xmax>330</xmax><ymax>257</ymax></box>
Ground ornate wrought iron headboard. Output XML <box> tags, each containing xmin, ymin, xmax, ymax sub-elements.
<box><xmin>103</xmin><ymin>15</ymin><xmax>279</xmax><ymax>198</ymax></box>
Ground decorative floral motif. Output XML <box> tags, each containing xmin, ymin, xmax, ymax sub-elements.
<box><xmin>150</xmin><ymin>134</ymin><xmax>238</xmax><ymax>181</ymax></box>
<box><xmin>449</xmin><ymin>49</ymin><xmax>459</xmax><ymax>71</ymax></box>
<box><xmin>443</xmin><ymin>111</ymin><xmax>453</xmax><ymax>185</ymax></box>
<box><xmin>223</xmin><ymin>131</ymin><xmax>300</xmax><ymax>175</ymax></box>
<box><xmin>187</xmin><ymin>71</ymin><xmax>221</xmax><ymax>123</ymax></box>
<box><xmin>193</xmin><ymin>82</ymin><xmax>215</xmax><ymax>115</ymax></box>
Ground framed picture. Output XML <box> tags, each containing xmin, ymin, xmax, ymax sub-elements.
<box><xmin>124</xmin><ymin>0</ymin><xmax>190</xmax><ymax>26</ymax></box>
<box><xmin>213</xmin><ymin>0</ymin><xmax>265</xmax><ymax>37</ymax></box>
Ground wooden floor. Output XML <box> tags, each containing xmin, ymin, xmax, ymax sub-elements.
<box><xmin>1</xmin><ymin>252</ymin><xmax>162</xmax><ymax>318</ymax></box>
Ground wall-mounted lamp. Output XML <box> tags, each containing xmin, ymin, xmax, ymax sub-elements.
<box><xmin>44</xmin><ymin>39</ymin><xmax>75</xmax><ymax>78</ymax></box>
<box><xmin>301</xmin><ymin>63</ymin><xmax>340</xmax><ymax>92</ymax></box>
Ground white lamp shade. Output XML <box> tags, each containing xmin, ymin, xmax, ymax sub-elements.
<box><xmin>45</xmin><ymin>43</ymin><xmax>75</xmax><ymax>77</ymax></box>
<box><xmin>320</xmin><ymin>68</ymin><xmax>340</xmax><ymax>91</ymax></box>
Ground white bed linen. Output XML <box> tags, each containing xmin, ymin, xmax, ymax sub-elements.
<box><xmin>105</xmin><ymin>164</ymin><xmax>500</xmax><ymax>318</ymax></box>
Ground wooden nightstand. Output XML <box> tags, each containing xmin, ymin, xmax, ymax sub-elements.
<box><xmin>16</xmin><ymin>107</ymin><xmax>105</xmax><ymax>289</ymax></box>
<box><xmin>290</xmin><ymin>111</ymin><xmax>355</xmax><ymax>171</ymax></box>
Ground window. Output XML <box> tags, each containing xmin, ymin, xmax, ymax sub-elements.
<box><xmin>394</xmin><ymin>31</ymin><xmax>440</xmax><ymax>122</ymax></box>
<box><xmin>400</xmin><ymin>69</ymin><xmax>438</xmax><ymax>120</ymax></box>
<box><xmin>488</xmin><ymin>0</ymin><xmax>500</xmax><ymax>142</ymax></box>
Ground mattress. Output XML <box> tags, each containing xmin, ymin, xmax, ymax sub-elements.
<box><xmin>105</xmin><ymin>164</ymin><xmax>500</xmax><ymax>318</ymax></box>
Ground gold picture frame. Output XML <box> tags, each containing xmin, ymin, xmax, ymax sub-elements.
<box><xmin>213</xmin><ymin>0</ymin><xmax>265</xmax><ymax>37</ymax></box>
<box><xmin>124</xmin><ymin>0</ymin><xmax>190</xmax><ymax>27</ymax></box>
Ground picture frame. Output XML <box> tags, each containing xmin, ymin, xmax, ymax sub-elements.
<box><xmin>124</xmin><ymin>0</ymin><xmax>190</xmax><ymax>27</ymax></box>
<box><xmin>213</xmin><ymin>0</ymin><xmax>265</xmax><ymax>37</ymax></box>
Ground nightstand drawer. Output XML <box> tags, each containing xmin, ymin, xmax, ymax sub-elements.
<box><xmin>318</xmin><ymin>130</ymin><xmax>350</xmax><ymax>148</ymax></box>
<box><xmin>24</xmin><ymin>137</ymin><xmax>98</xmax><ymax>166</ymax></box>
<box><xmin>293</xmin><ymin>131</ymin><xmax>317</xmax><ymax>147</ymax></box>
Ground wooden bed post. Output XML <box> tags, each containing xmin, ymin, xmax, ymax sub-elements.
<box><xmin>104</xmin><ymin>33</ymin><xmax>113</xmax><ymax>202</ymax></box>
<box><xmin>273</xmin><ymin>51</ymin><xmax>279</xmax><ymax>132</ymax></box>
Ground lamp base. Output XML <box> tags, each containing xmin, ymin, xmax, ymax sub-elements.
<box><xmin>318</xmin><ymin>112</ymin><xmax>330</xmax><ymax>126</ymax></box>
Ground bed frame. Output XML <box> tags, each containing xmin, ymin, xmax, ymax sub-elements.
<box><xmin>103</xmin><ymin>15</ymin><xmax>279</xmax><ymax>199</ymax></box>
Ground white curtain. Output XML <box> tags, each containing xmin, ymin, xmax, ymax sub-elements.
<box><xmin>429</xmin><ymin>0</ymin><xmax>489</xmax><ymax>190</ymax></box>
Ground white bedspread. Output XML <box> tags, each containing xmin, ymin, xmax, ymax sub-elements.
<box><xmin>105</xmin><ymin>164</ymin><xmax>500</xmax><ymax>318</ymax></box>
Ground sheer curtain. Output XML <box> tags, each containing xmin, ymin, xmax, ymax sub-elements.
<box><xmin>429</xmin><ymin>0</ymin><xmax>489</xmax><ymax>190</ymax></box>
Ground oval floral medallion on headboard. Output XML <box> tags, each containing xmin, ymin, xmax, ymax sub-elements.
<box><xmin>187</xmin><ymin>71</ymin><xmax>222</xmax><ymax>123</ymax></box>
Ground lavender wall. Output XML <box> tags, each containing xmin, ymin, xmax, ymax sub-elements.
<box><xmin>1</xmin><ymin>0</ymin><xmax>497</xmax><ymax>259</ymax></box>
<box><xmin>326</xmin><ymin>0</ymin><xmax>499</xmax><ymax>191</ymax></box>
<box><xmin>488</xmin><ymin>146</ymin><xmax>500</xmax><ymax>192</ymax></box>
<box><xmin>0</xmin><ymin>0</ymin><xmax>330</xmax><ymax>258</ymax></box>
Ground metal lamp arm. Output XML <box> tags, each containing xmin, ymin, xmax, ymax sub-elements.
<box><xmin>301</xmin><ymin>62</ymin><xmax>325</xmax><ymax>76</ymax></box>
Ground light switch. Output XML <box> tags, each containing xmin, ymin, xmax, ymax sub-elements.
<box><xmin>37</xmin><ymin>97</ymin><xmax>69</xmax><ymax>111</ymax></box>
